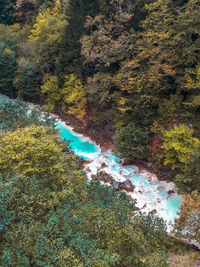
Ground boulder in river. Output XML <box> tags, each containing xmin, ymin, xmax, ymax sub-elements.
<box><xmin>151</xmin><ymin>209</ymin><xmax>157</xmax><ymax>215</ymax></box>
<box><xmin>101</xmin><ymin>162</ymin><xmax>107</xmax><ymax>168</ymax></box>
<box><xmin>123</xmin><ymin>179</ymin><xmax>135</xmax><ymax>192</ymax></box>
<box><xmin>167</xmin><ymin>190</ymin><xmax>175</xmax><ymax>195</ymax></box>
<box><xmin>141</xmin><ymin>203</ymin><xmax>147</xmax><ymax>209</ymax></box>
<box><xmin>156</xmin><ymin>198</ymin><xmax>161</xmax><ymax>203</ymax></box>
<box><xmin>113</xmin><ymin>181</ymin><xmax>120</xmax><ymax>190</ymax></box>
<box><xmin>127</xmin><ymin>195</ymin><xmax>134</xmax><ymax>201</ymax></box>
<box><xmin>97</xmin><ymin>170</ymin><xmax>114</xmax><ymax>184</ymax></box>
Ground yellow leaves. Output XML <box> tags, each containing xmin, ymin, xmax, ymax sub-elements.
<box><xmin>0</xmin><ymin>125</ymin><xmax>66</xmax><ymax>179</ymax></box>
<box><xmin>117</xmin><ymin>97</ymin><xmax>133</xmax><ymax>113</ymax></box>
<box><xmin>3</xmin><ymin>47</ymin><xmax>13</xmax><ymax>56</ymax></box>
<box><xmin>29</xmin><ymin>0</ymin><xmax>67</xmax><ymax>47</ymax></box>
<box><xmin>119</xmin><ymin>97</ymin><xmax>127</xmax><ymax>106</ymax></box>
<box><xmin>61</xmin><ymin>74</ymin><xmax>87</xmax><ymax>120</ymax></box>
<box><xmin>184</xmin><ymin>64</ymin><xmax>200</xmax><ymax>107</ymax></box>
<box><xmin>162</xmin><ymin>124</ymin><xmax>199</xmax><ymax>169</ymax></box>
<box><xmin>41</xmin><ymin>75</ymin><xmax>61</xmax><ymax>111</ymax></box>
<box><xmin>41</xmin><ymin>74</ymin><xmax>87</xmax><ymax>119</ymax></box>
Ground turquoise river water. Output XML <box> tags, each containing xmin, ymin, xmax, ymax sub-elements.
<box><xmin>0</xmin><ymin>95</ymin><xmax>183</xmax><ymax>230</ymax></box>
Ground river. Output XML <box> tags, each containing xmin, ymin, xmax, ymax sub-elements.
<box><xmin>56</xmin><ymin>121</ymin><xmax>183</xmax><ymax>231</ymax></box>
<box><xmin>0</xmin><ymin>95</ymin><xmax>183</xmax><ymax>231</ymax></box>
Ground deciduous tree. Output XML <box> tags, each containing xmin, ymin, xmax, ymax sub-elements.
<box><xmin>162</xmin><ymin>124</ymin><xmax>199</xmax><ymax>170</ymax></box>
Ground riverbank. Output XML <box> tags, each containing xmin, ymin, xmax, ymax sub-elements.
<box><xmin>0</xmin><ymin>93</ymin><xmax>173</xmax><ymax>184</ymax></box>
<box><xmin>0</xmin><ymin>94</ymin><xmax>183</xmax><ymax>226</ymax></box>
<box><xmin>53</xmin><ymin>106</ymin><xmax>115</xmax><ymax>152</ymax></box>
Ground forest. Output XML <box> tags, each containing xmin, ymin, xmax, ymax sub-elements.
<box><xmin>0</xmin><ymin>0</ymin><xmax>200</xmax><ymax>265</ymax></box>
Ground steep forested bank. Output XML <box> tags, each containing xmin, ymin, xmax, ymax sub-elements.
<box><xmin>1</xmin><ymin>0</ymin><xmax>200</xmax><ymax>264</ymax></box>
<box><xmin>0</xmin><ymin>97</ymin><xmax>198</xmax><ymax>266</ymax></box>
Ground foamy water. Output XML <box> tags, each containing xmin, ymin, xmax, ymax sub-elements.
<box><xmin>0</xmin><ymin>94</ymin><xmax>183</xmax><ymax>231</ymax></box>
<box><xmin>56</xmin><ymin>121</ymin><xmax>183</xmax><ymax>231</ymax></box>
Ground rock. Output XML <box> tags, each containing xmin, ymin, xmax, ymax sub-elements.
<box><xmin>119</xmin><ymin>182</ymin><xmax>125</xmax><ymax>189</ymax></box>
<box><xmin>138</xmin><ymin>190</ymin><xmax>142</xmax><ymax>194</ymax></box>
<box><xmin>141</xmin><ymin>203</ymin><xmax>147</xmax><ymax>209</ymax></box>
<box><xmin>113</xmin><ymin>181</ymin><xmax>120</xmax><ymax>190</ymax></box>
<box><xmin>147</xmin><ymin>162</ymin><xmax>152</xmax><ymax>168</ymax></box>
<box><xmin>101</xmin><ymin>162</ymin><xmax>107</xmax><ymax>168</ymax></box>
<box><xmin>123</xmin><ymin>179</ymin><xmax>135</xmax><ymax>192</ymax></box>
<box><xmin>151</xmin><ymin>209</ymin><xmax>157</xmax><ymax>215</ymax></box>
<box><xmin>104</xmin><ymin>174</ymin><xmax>114</xmax><ymax>184</ymax></box>
<box><xmin>127</xmin><ymin>195</ymin><xmax>134</xmax><ymax>201</ymax></box>
<box><xmin>167</xmin><ymin>190</ymin><xmax>175</xmax><ymax>195</ymax></box>
<box><xmin>119</xmin><ymin>170</ymin><xmax>124</xmax><ymax>175</ymax></box>
<box><xmin>97</xmin><ymin>170</ymin><xmax>107</xmax><ymax>177</ymax></box>
<box><xmin>97</xmin><ymin>170</ymin><xmax>114</xmax><ymax>184</ymax></box>
<box><xmin>156</xmin><ymin>198</ymin><xmax>161</xmax><ymax>203</ymax></box>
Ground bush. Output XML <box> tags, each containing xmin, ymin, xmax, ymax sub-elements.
<box><xmin>175</xmin><ymin>149</ymin><xmax>200</xmax><ymax>194</ymax></box>
<box><xmin>114</xmin><ymin>123</ymin><xmax>150</xmax><ymax>162</ymax></box>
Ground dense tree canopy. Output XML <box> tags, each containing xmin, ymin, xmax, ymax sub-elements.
<box><xmin>114</xmin><ymin>123</ymin><xmax>150</xmax><ymax>162</ymax></box>
<box><xmin>0</xmin><ymin>42</ymin><xmax>17</xmax><ymax>96</ymax></box>
<box><xmin>1</xmin><ymin>0</ymin><xmax>200</xmax><ymax>261</ymax></box>
<box><xmin>0</xmin><ymin>99</ymin><xmax>183</xmax><ymax>266</ymax></box>
<box><xmin>161</xmin><ymin>124</ymin><xmax>199</xmax><ymax>170</ymax></box>
<box><xmin>175</xmin><ymin>148</ymin><xmax>200</xmax><ymax>194</ymax></box>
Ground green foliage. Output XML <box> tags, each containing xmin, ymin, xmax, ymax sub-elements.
<box><xmin>41</xmin><ymin>75</ymin><xmax>61</xmax><ymax>111</ymax></box>
<box><xmin>29</xmin><ymin>0</ymin><xmax>68</xmax><ymax>74</ymax></box>
<box><xmin>175</xmin><ymin>148</ymin><xmax>200</xmax><ymax>194</ymax></box>
<box><xmin>114</xmin><ymin>122</ymin><xmax>150</xmax><ymax>162</ymax></box>
<box><xmin>0</xmin><ymin>125</ymin><xmax>70</xmax><ymax>180</ymax></box>
<box><xmin>157</xmin><ymin>94</ymin><xmax>183</xmax><ymax>124</ymax></box>
<box><xmin>0</xmin><ymin>24</ymin><xmax>24</xmax><ymax>50</ymax></box>
<box><xmin>42</xmin><ymin>74</ymin><xmax>87</xmax><ymax>119</ymax></box>
<box><xmin>14</xmin><ymin>58</ymin><xmax>40</xmax><ymax>99</ymax></box>
<box><xmin>0</xmin><ymin>98</ymin><xmax>183</xmax><ymax>266</ymax></box>
<box><xmin>1</xmin><ymin>1</ymin><xmax>200</xmax><ymax>260</ymax></box>
<box><xmin>0</xmin><ymin>99</ymin><xmax>56</xmax><ymax>131</ymax></box>
<box><xmin>86</xmin><ymin>73</ymin><xmax>114</xmax><ymax>110</ymax></box>
<box><xmin>184</xmin><ymin>63</ymin><xmax>200</xmax><ymax>108</ymax></box>
<box><xmin>0</xmin><ymin>42</ymin><xmax>17</xmax><ymax>97</ymax></box>
<box><xmin>0</xmin><ymin>0</ymin><xmax>16</xmax><ymax>25</ymax></box>
<box><xmin>174</xmin><ymin>191</ymin><xmax>200</xmax><ymax>244</ymax></box>
<box><xmin>162</xmin><ymin>124</ymin><xmax>199</xmax><ymax>170</ymax></box>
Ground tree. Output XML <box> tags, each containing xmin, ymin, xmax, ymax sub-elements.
<box><xmin>0</xmin><ymin>98</ymin><xmax>182</xmax><ymax>266</ymax></box>
<box><xmin>42</xmin><ymin>74</ymin><xmax>87</xmax><ymax>119</ymax></box>
<box><xmin>162</xmin><ymin>124</ymin><xmax>199</xmax><ymax>170</ymax></box>
<box><xmin>14</xmin><ymin>58</ymin><xmax>40</xmax><ymax>99</ymax></box>
<box><xmin>29</xmin><ymin>0</ymin><xmax>68</xmax><ymax>74</ymax></box>
<box><xmin>174</xmin><ymin>191</ymin><xmax>200</xmax><ymax>245</ymax></box>
<box><xmin>175</xmin><ymin>149</ymin><xmax>200</xmax><ymax>194</ymax></box>
<box><xmin>0</xmin><ymin>0</ymin><xmax>16</xmax><ymax>25</ymax></box>
<box><xmin>184</xmin><ymin>63</ymin><xmax>200</xmax><ymax>108</ymax></box>
<box><xmin>114</xmin><ymin>122</ymin><xmax>150</xmax><ymax>162</ymax></box>
<box><xmin>0</xmin><ymin>99</ymin><xmax>55</xmax><ymax>131</ymax></box>
<box><xmin>0</xmin><ymin>125</ymin><xmax>71</xmax><ymax>181</ymax></box>
<box><xmin>61</xmin><ymin>74</ymin><xmax>87</xmax><ymax>119</ymax></box>
<box><xmin>0</xmin><ymin>42</ymin><xmax>17</xmax><ymax>97</ymax></box>
<box><xmin>41</xmin><ymin>75</ymin><xmax>61</xmax><ymax>111</ymax></box>
<box><xmin>85</xmin><ymin>72</ymin><xmax>114</xmax><ymax>110</ymax></box>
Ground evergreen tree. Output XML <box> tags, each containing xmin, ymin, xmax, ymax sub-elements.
<box><xmin>0</xmin><ymin>42</ymin><xmax>17</xmax><ymax>97</ymax></box>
